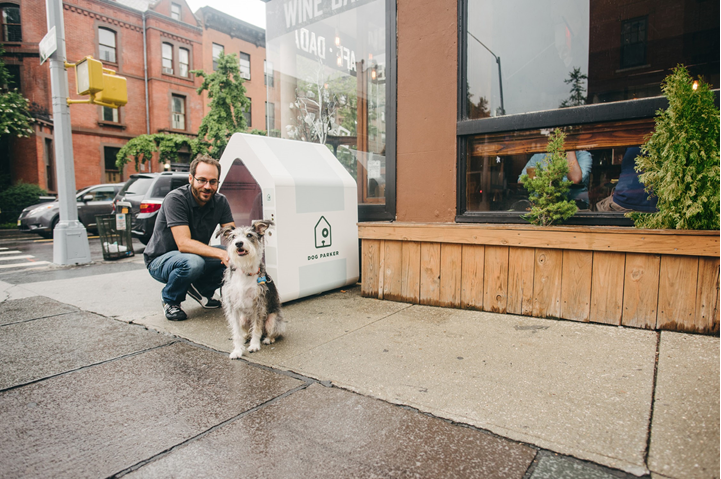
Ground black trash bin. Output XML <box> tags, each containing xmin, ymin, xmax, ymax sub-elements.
<box><xmin>96</xmin><ymin>214</ymin><xmax>134</xmax><ymax>260</ymax></box>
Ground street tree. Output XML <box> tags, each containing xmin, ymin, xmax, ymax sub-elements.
<box><xmin>116</xmin><ymin>51</ymin><xmax>251</xmax><ymax>171</ymax></box>
<box><xmin>0</xmin><ymin>46</ymin><xmax>33</xmax><ymax>140</ymax></box>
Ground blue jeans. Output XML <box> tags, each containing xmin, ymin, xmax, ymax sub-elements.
<box><xmin>147</xmin><ymin>247</ymin><xmax>225</xmax><ymax>305</ymax></box>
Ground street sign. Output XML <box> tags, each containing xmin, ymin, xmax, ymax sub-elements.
<box><xmin>39</xmin><ymin>26</ymin><xmax>57</xmax><ymax>65</ymax></box>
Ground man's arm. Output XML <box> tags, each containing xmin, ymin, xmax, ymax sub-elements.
<box><xmin>170</xmin><ymin>222</ymin><xmax>236</xmax><ymax>266</ymax></box>
<box><xmin>566</xmin><ymin>151</ymin><xmax>583</xmax><ymax>184</ymax></box>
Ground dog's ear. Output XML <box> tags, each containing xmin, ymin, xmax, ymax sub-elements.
<box><xmin>215</xmin><ymin>225</ymin><xmax>235</xmax><ymax>240</ymax></box>
<box><xmin>252</xmin><ymin>219</ymin><xmax>274</xmax><ymax>236</ymax></box>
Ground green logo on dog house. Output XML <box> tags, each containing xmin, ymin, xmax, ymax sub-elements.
<box><xmin>315</xmin><ymin>216</ymin><xmax>332</xmax><ymax>248</ymax></box>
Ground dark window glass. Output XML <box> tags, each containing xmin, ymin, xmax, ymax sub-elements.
<box><xmin>264</xmin><ymin>60</ymin><xmax>274</xmax><ymax>87</ymax></box>
<box><xmin>212</xmin><ymin>43</ymin><xmax>224</xmax><ymax>70</ymax></box>
<box><xmin>104</xmin><ymin>147</ymin><xmax>122</xmax><ymax>183</ymax></box>
<box><xmin>244</xmin><ymin>99</ymin><xmax>251</xmax><ymax>127</ymax></box>
<box><xmin>172</xmin><ymin>95</ymin><xmax>185</xmax><ymax>130</ymax></box>
<box><xmin>120</xmin><ymin>177</ymin><xmax>154</xmax><ymax>196</ymax></box>
<box><xmin>620</xmin><ymin>17</ymin><xmax>647</xmax><ymax>69</ymax></box>
<box><xmin>1</xmin><ymin>4</ymin><xmax>21</xmax><ymax>42</ymax></box>
<box><xmin>103</xmin><ymin>106</ymin><xmax>118</xmax><ymax>122</ymax></box>
<box><xmin>179</xmin><ymin>48</ymin><xmax>189</xmax><ymax>77</ymax></box>
<box><xmin>4</xmin><ymin>63</ymin><xmax>20</xmax><ymax>91</ymax></box>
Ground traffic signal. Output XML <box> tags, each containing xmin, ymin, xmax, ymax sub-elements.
<box><xmin>68</xmin><ymin>56</ymin><xmax>127</xmax><ymax>108</ymax></box>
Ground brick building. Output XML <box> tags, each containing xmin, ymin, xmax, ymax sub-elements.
<box><xmin>1</xmin><ymin>0</ymin><xmax>266</xmax><ymax>193</ymax></box>
<box><xmin>194</xmin><ymin>6</ymin><xmax>271</xmax><ymax>133</ymax></box>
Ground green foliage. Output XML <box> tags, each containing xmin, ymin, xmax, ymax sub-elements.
<box><xmin>559</xmin><ymin>67</ymin><xmax>587</xmax><ymax>108</ymax></box>
<box><xmin>115</xmin><ymin>133</ymin><xmax>206</xmax><ymax>171</ymax></box>
<box><xmin>192</xmin><ymin>52</ymin><xmax>250</xmax><ymax>159</ymax></box>
<box><xmin>0</xmin><ymin>45</ymin><xmax>33</xmax><ymax>139</ymax></box>
<box><xmin>249</xmin><ymin>128</ymin><xmax>267</xmax><ymax>136</ymax></box>
<box><xmin>629</xmin><ymin>66</ymin><xmax>720</xmax><ymax>230</ymax></box>
<box><xmin>0</xmin><ymin>181</ymin><xmax>48</xmax><ymax>224</ymax></box>
<box><xmin>520</xmin><ymin>129</ymin><xmax>578</xmax><ymax>226</ymax></box>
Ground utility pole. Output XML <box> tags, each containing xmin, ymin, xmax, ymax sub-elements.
<box><xmin>46</xmin><ymin>0</ymin><xmax>92</xmax><ymax>265</ymax></box>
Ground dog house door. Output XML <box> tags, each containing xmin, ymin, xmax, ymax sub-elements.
<box><xmin>218</xmin><ymin>159</ymin><xmax>263</xmax><ymax>227</ymax></box>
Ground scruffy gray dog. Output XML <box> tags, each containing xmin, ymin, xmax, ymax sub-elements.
<box><xmin>217</xmin><ymin>220</ymin><xmax>285</xmax><ymax>359</ymax></box>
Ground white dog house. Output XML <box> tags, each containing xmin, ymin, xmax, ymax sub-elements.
<box><xmin>215</xmin><ymin>133</ymin><xmax>359</xmax><ymax>303</ymax></box>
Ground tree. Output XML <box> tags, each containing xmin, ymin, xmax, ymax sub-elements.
<box><xmin>520</xmin><ymin>129</ymin><xmax>578</xmax><ymax>226</ymax></box>
<box><xmin>192</xmin><ymin>52</ymin><xmax>250</xmax><ymax>158</ymax></box>
<box><xmin>630</xmin><ymin>65</ymin><xmax>720</xmax><ymax>230</ymax></box>
<box><xmin>559</xmin><ymin>67</ymin><xmax>587</xmax><ymax>108</ymax></box>
<box><xmin>0</xmin><ymin>45</ymin><xmax>33</xmax><ymax>140</ymax></box>
<box><xmin>116</xmin><ymin>51</ymin><xmax>251</xmax><ymax>171</ymax></box>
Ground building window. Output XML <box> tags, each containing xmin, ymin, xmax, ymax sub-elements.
<box><xmin>239</xmin><ymin>52</ymin><xmax>250</xmax><ymax>80</ymax></box>
<box><xmin>620</xmin><ymin>17</ymin><xmax>647</xmax><ymax>69</ymax></box>
<box><xmin>98</xmin><ymin>27</ymin><xmax>116</xmax><ymax>63</ymax></box>
<box><xmin>265</xmin><ymin>102</ymin><xmax>274</xmax><ymax>132</ymax></box>
<box><xmin>0</xmin><ymin>4</ymin><xmax>21</xmax><ymax>42</ymax></box>
<box><xmin>264</xmin><ymin>60</ymin><xmax>274</xmax><ymax>87</ymax></box>
<box><xmin>4</xmin><ymin>63</ymin><xmax>20</xmax><ymax>91</ymax></box>
<box><xmin>179</xmin><ymin>47</ymin><xmax>189</xmax><ymax>77</ymax></box>
<box><xmin>458</xmin><ymin>0</ymin><xmax>719</xmax><ymax>224</ymax></box>
<box><xmin>170</xmin><ymin>3</ymin><xmax>181</xmax><ymax>21</ymax></box>
<box><xmin>212</xmin><ymin>43</ymin><xmax>224</xmax><ymax>70</ymax></box>
<box><xmin>45</xmin><ymin>138</ymin><xmax>55</xmax><ymax>192</ymax></box>
<box><xmin>171</xmin><ymin>95</ymin><xmax>185</xmax><ymax>130</ymax></box>
<box><xmin>104</xmin><ymin>147</ymin><xmax>122</xmax><ymax>183</ymax></box>
<box><xmin>244</xmin><ymin>99</ymin><xmax>251</xmax><ymax>128</ymax></box>
<box><xmin>162</xmin><ymin>43</ymin><xmax>173</xmax><ymax>75</ymax></box>
<box><xmin>102</xmin><ymin>106</ymin><xmax>119</xmax><ymax>123</ymax></box>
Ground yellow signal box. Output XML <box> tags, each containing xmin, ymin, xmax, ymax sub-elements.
<box><xmin>95</xmin><ymin>72</ymin><xmax>128</xmax><ymax>107</ymax></box>
<box><xmin>67</xmin><ymin>56</ymin><xmax>127</xmax><ymax>109</ymax></box>
<box><xmin>75</xmin><ymin>57</ymin><xmax>104</xmax><ymax>95</ymax></box>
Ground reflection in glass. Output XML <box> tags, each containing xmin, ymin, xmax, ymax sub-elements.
<box><xmin>465</xmin><ymin>0</ymin><xmax>719</xmax><ymax>119</ymax></box>
<box><xmin>265</xmin><ymin>0</ymin><xmax>387</xmax><ymax>206</ymax></box>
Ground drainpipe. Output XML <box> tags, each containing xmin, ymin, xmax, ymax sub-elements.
<box><xmin>142</xmin><ymin>11</ymin><xmax>151</xmax><ymax>170</ymax></box>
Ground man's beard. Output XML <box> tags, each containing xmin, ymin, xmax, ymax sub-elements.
<box><xmin>191</xmin><ymin>183</ymin><xmax>215</xmax><ymax>204</ymax></box>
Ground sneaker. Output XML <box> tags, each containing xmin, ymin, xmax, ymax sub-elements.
<box><xmin>187</xmin><ymin>284</ymin><xmax>222</xmax><ymax>309</ymax></box>
<box><xmin>163</xmin><ymin>302</ymin><xmax>188</xmax><ymax>321</ymax></box>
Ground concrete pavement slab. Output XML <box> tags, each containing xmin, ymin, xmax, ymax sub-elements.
<box><xmin>0</xmin><ymin>308</ymin><xmax>173</xmax><ymax>390</ymax></box>
<box><xmin>0</xmin><ymin>342</ymin><xmax>304</xmax><ymax>479</ymax></box>
<box><xmin>127</xmin><ymin>383</ymin><xmax>537</xmax><ymax>479</ymax></box>
<box><xmin>648</xmin><ymin>331</ymin><xmax>720</xmax><ymax>479</ymax></box>
<box><xmin>0</xmin><ymin>295</ymin><xmax>78</xmax><ymax>325</ymax></box>
<box><xmin>530</xmin><ymin>452</ymin><xmax>628</xmax><ymax>478</ymax></box>
<box><xmin>273</xmin><ymin>303</ymin><xmax>657</xmax><ymax>475</ymax></box>
<box><xmin>0</xmin><ymin>280</ymin><xmax>39</xmax><ymax>301</ymax></box>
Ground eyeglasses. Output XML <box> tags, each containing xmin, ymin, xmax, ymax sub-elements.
<box><xmin>193</xmin><ymin>176</ymin><xmax>218</xmax><ymax>187</ymax></box>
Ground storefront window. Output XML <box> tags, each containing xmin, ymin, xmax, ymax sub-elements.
<box><xmin>265</xmin><ymin>0</ymin><xmax>394</xmax><ymax>219</ymax></box>
<box><xmin>459</xmin><ymin>0</ymin><xmax>719</xmax><ymax>223</ymax></box>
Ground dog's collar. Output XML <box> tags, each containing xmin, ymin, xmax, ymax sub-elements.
<box><xmin>230</xmin><ymin>266</ymin><xmax>267</xmax><ymax>284</ymax></box>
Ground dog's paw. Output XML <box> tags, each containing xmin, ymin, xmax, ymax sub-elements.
<box><xmin>262</xmin><ymin>337</ymin><xmax>274</xmax><ymax>345</ymax></box>
<box><xmin>247</xmin><ymin>341</ymin><xmax>261</xmax><ymax>353</ymax></box>
<box><xmin>229</xmin><ymin>349</ymin><xmax>244</xmax><ymax>359</ymax></box>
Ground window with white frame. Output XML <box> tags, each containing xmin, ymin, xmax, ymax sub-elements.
<box><xmin>98</xmin><ymin>27</ymin><xmax>116</xmax><ymax>63</ymax></box>
<box><xmin>170</xmin><ymin>3</ymin><xmax>181</xmax><ymax>21</ymax></box>
<box><xmin>239</xmin><ymin>52</ymin><xmax>250</xmax><ymax>80</ymax></box>
<box><xmin>171</xmin><ymin>95</ymin><xmax>185</xmax><ymax>130</ymax></box>
<box><xmin>179</xmin><ymin>47</ymin><xmax>189</xmax><ymax>77</ymax></box>
<box><xmin>212</xmin><ymin>43</ymin><xmax>224</xmax><ymax>70</ymax></box>
<box><xmin>162</xmin><ymin>43</ymin><xmax>173</xmax><ymax>75</ymax></box>
<box><xmin>244</xmin><ymin>99</ymin><xmax>251</xmax><ymax>127</ymax></box>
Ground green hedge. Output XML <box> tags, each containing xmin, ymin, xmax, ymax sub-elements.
<box><xmin>0</xmin><ymin>181</ymin><xmax>48</xmax><ymax>225</ymax></box>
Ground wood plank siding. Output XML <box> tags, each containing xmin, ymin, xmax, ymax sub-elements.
<box><xmin>359</xmin><ymin>223</ymin><xmax>720</xmax><ymax>335</ymax></box>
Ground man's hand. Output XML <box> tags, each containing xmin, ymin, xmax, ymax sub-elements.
<box><xmin>170</xmin><ymin>224</ymin><xmax>232</xmax><ymax>266</ymax></box>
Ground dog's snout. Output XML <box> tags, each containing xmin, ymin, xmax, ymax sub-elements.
<box><xmin>237</xmin><ymin>241</ymin><xmax>243</xmax><ymax>248</ymax></box>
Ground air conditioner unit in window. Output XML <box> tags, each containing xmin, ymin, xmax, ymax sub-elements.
<box><xmin>162</xmin><ymin>67</ymin><xmax>174</xmax><ymax>75</ymax></box>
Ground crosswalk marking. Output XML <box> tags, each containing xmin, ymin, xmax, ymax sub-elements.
<box><xmin>0</xmin><ymin>250</ymin><xmax>22</xmax><ymax>255</ymax></box>
<box><xmin>0</xmin><ymin>261</ymin><xmax>50</xmax><ymax>269</ymax></box>
<box><xmin>0</xmin><ymin>255</ymin><xmax>34</xmax><ymax>261</ymax></box>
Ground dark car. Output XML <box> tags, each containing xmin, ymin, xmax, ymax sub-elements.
<box><xmin>18</xmin><ymin>183</ymin><xmax>125</xmax><ymax>238</ymax></box>
<box><xmin>113</xmin><ymin>172</ymin><xmax>188</xmax><ymax>244</ymax></box>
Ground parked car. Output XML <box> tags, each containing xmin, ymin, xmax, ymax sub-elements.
<box><xmin>113</xmin><ymin>172</ymin><xmax>188</xmax><ymax>245</ymax></box>
<box><xmin>17</xmin><ymin>183</ymin><xmax>125</xmax><ymax>238</ymax></box>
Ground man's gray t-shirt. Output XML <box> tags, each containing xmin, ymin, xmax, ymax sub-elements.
<box><xmin>144</xmin><ymin>184</ymin><xmax>234</xmax><ymax>266</ymax></box>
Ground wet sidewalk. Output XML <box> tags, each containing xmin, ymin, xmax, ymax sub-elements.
<box><xmin>1</xmin><ymin>270</ymin><xmax>718</xmax><ymax>478</ymax></box>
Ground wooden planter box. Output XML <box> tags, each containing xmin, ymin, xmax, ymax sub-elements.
<box><xmin>359</xmin><ymin>223</ymin><xmax>720</xmax><ymax>335</ymax></box>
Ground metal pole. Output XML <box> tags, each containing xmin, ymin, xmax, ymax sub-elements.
<box><xmin>496</xmin><ymin>56</ymin><xmax>505</xmax><ymax>116</ymax></box>
<box><xmin>46</xmin><ymin>0</ymin><xmax>92</xmax><ymax>265</ymax></box>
